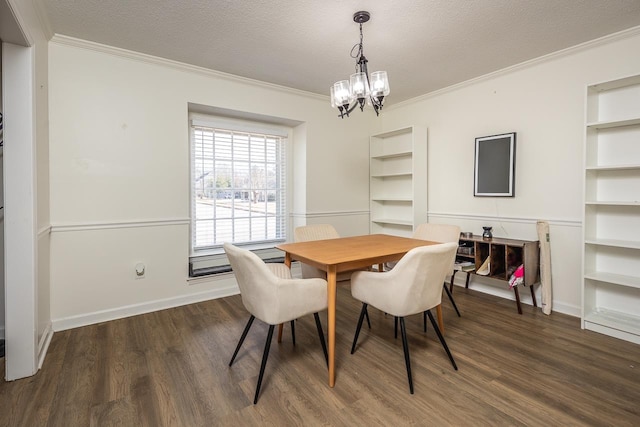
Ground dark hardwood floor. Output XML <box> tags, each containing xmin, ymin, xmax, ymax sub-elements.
<box><xmin>1</xmin><ymin>284</ymin><xmax>639</xmax><ymax>426</ymax></box>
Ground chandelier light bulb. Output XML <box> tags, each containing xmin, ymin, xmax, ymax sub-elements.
<box><xmin>330</xmin><ymin>85</ymin><xmax>338</xmax><ymax>108</ymax></box>
<box><xmin>333</xmin><ymin>80</ymin><xmax>351</xmax><ymax>105</ymax></box>
<box><xmin>370</xmin><ymin>71</ymin><xmax>390</xmax><ymax>97</ymax></box>
<box><xmin>350</xmin><ymin>72</ymin><xmax>370</xmax><ymax>99</ymax></box>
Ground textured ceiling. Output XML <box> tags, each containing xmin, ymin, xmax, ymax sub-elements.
<box><xmin>39</xmin><ymin>0</ymin><xmax>640</xmax><ymax>105</ymax></box>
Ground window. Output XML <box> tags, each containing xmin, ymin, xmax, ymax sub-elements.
<box><xmin>189</xmin><ymin>116</ymin><xmax>288</xmax><ymax>275</ymax></box>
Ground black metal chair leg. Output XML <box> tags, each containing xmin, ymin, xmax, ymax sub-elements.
<box><xmin>229</xmin><ymin>315</ymin><xmax>255</xmax><ymax>366</ymax></box>
<box><xmin>394</xmin><ymin>316</ymin><xmax>398</xmax><ymax>339</ymax></box>
<box><xmin>443</xmin><ymin>283</ymin><xmax>461</xmax><ymax>317</ymax></box>
<box><xmin>351</xmin><ymin>303</ymin><xmax>368</xmax><ymax>354</ymax></box>
<box><xmin>423</xmin><ymin>311</ymin><xmax>428</xmax><ymax>332</ymax></box>
<box><xmin>290</xmin><ymin>320</ymin><xmax>296</xmax><ymax>346</ymax></box>
<box><xmin>314</xmin><ymin>313</ymin><xmax>328</xmax><ymax>366</ymax></box>
<box><xmin>426</xmin><ymin>310</ymin><xmax>458</xmax><ymax>371</ymax></box>
<box><xmin>254</xmin><ymin>325</ymin><xmax>275</xmax><ymax>404</ymax></box>
<box><xmin>364</xmin><ymin>305</ymin><xmax>371</xmax><ymax>329</ymax></box>
<box><xmin>399</xmin><ymin>317</ymin><xmax>414</xmax><ymax>394</ymax></box>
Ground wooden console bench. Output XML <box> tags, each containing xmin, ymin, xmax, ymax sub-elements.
<box><xmin>453</xmin><ymin>235</ymin><xmax>540</xmax><ymax>314</ymax></box>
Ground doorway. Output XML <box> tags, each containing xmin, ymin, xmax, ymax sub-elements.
<box><xmin>1</xmin><ymin>0</ymin><xmax>40</xmax><ymax>380</ymax></box>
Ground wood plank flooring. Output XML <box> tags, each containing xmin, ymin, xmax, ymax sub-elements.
<box><xmin>1</xmin><ymin>284</ymin><xmax>639</xmax><ymax>426</ymax></box>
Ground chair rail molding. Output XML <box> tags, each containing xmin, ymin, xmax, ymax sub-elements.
<box><xmin>50</xmin><ymin>218</ymin><xmax>190</xmax><ymax>233</ymax></box>
<box><xmin>290</xmin><ymin>210</ymin><xmax>369</xmax><ymax>219</ymax></box>
<box><xmin>428</xmin><ymin>211</ymin><xmax>581</xmax><ymax>228</ymax></box>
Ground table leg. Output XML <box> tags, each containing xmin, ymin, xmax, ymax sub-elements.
<box><xmin>327</xmin><ymin>266</ymin><xmax>337</xmax><ymax>388</ymax></box>
<box><xmin>436</xmin><ymin>304</ymin><xmax>444</xmax><ymax>335</ymax></box>
<box><xmin>279</xmin><ymin>253</ymin><xmax>293</xmax><ymax>343</ymax></box>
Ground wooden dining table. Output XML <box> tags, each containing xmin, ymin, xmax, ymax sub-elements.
<box><xmin>276</xmin><ymin>233</ymin><xmax>441</xmax><ymax>388</ymax></box>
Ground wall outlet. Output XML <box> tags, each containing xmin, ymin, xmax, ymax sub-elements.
<box><xmin>135</xmin><ymin>262</ymin><xmax>146</xmax><ymax>279</ymax></box>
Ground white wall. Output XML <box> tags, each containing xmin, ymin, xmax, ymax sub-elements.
<box><xmin>48</xmin><ymin>37</ymin><xmax>372</xmax><ymax>328</ymax></box>
<box><xmin>379</xmin><ymin>29</ymin><xmax>640</xmax><ymax>315</ymax></box>
<box><xmin>48</xmin><ymin>26</ymin><xmax>640</xmax><ymax>328</ymax></box>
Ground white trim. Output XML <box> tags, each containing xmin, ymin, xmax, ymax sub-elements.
<box><xmin>428</xmin><ymin>211</ymin><xmax>581</xmax><ymax>228</ymax></box>
<box><xmin>551</xmin><ymin>302</ymin><xmax>582</xmax><ymax>318</ymax></box>
<box><xmin>52</xmin><ymin>282</ymin><xmax>240</xmax><ymax>332</ymax></box>
<box><xmin>0</xmin><ymin>0</ymin><xmax>32</xmax><ymax>46</ymax></box>
<box><xmin>37</xmin><ymin>323</ymin><xmax>54</xmax><ymax>369</ymax></box>
<box><xmin>3</xmin><ymin>41</ymin><xmax>38</xmax><ymax>380</ymax></box>
<box><xmin>53</xmin><ymin>262</ymin><xmax>303</xmax><ymax>331</ymax></box>
<box><xmin>37</xmin><ymin>225</ymin><xmax>51</xmax><ymax>237</ymax></box>
<box><xmin>190</xmin><ymin>115</ymin><xmax>290</xmax><ymax>138</ymax></box>
<box><xmin>50</xmin><ymin>34</ymin><xmax>327</xmax><ymax>102</ymax></box>
<box><xmin>50</xmin><ymin>218</ymin><xmax>190</xmax><ymax>233</ymax></box>
<box><xmin>390</xmin><ymin>25</ymin><xmax>640</xmax><ymax>110</ymax></box>
<box><xmin>32</xmin><ymin>0</ymin><xmax>54</xmax><ymax>40</ymax></box>
<box><xmin>290</xmin><ymin>210</ymin><xmax>369</xmax><ymax>219</ymax></box>
<box><xmin>450</xmin><ymin>281</ymin><xmax>580</xmax><ymax>318</ymax></box>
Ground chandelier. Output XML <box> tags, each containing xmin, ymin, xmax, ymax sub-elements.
<box><xmin>330</xmin><ymin>11</ymin><xmax>390</xmax><ymax>118</ymax></box>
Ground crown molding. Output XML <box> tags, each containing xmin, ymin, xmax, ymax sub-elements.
<box><xmin>33</xmin><ymin>0</ymin><xmax>53</xmax><ymax>40</ymax></box>
<box><xmin>389</xmin><ymin>25</ymin><xmax>640</xmax><ymax>110</ymax></box>
<box><xmin>49</xmin><ymin>34</ymin><xmax>327</xmax><ymax>102</ymax></box>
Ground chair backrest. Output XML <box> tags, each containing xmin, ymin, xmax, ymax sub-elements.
<box><xmin>224</xmin><ymin>242</ymin><xmax>281</xmax><ymax>322</ymax></box>
<box><xmin>294</xmin><ymin>224</ymin><xmax>340</xmax><ymax>279</ymax></box>
<box><xmin>384</xmin><ymin>242</ymin><xmax>459</xmax><ymax>315</ymax></box>
<box><xmin>225</xmin><ymin>242</ymin><xmax>328</xmax><ymax>325</ymax></box>
<box><xmin>413</xmin><ymin>223</ymin><xmax>461</xmax><ymax>273</ymax></box>
<box><xmin>294</xmin><ymin>224</ymin><xmax>340</xmax><ymax>242</ymax></box>
<box><xmin>413</xmin><ymin>223</ymin><xmax>460</xmax><ymax>244</ymax></box>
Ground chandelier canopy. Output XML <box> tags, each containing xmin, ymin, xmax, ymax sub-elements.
<box><xmin>330</xmin><ymin>11</ymin><xmax>390</xmax><ymax>118</ymax></box>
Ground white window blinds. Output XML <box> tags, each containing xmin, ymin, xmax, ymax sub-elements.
<box><xmin>191</xmin><ymin>124</ymin><xmax>287</xmax><ymax>254</ymax></box>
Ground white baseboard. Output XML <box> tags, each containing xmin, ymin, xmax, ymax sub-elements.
<box><xmin>450</xmin><ymin>276</ymin><xmax>580</xmax><ymax>318</ymax></box>
<box><xmin>38</xmin><ymin>323</ymin><xmax>54</xmax><ymax>369</ymax></box>
<box><xmin>52</xmin><ymin>264</ymin><xmax>300</xmax><ymax>332</ymax></box>
<box><xmin>52</xmin><ymin>283</ymin><xmax>240</xmax><ymax>332</ymax></box>
<box><xmin>0</xmin><ymin>325</ymin><xmax>4</xmax><ymax>340</ymax></box>
<box><xmin>548</xmin><ymin>302</ymin><xmax>581</xmax><ymax>318</ymax></box>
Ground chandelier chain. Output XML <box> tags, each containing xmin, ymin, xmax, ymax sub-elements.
<box><xmin>350</xmin><ymin>23</ymin><xmax>365</xmax><ymax>72</ymax></box>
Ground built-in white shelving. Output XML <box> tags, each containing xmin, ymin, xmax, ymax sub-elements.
<box><xmin>369</xmin><ymin>126</ymin><xmax>427</xmax><ymax>237</ymax></box>
<box><xmin>582</xmin><ymin>73</ymin><xmax>640</xmax><ymax>345</ymax></box>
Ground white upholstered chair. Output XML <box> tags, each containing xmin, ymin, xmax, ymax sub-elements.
<box><xmin>350</xmin><ymin>242</ymin><xmax>459</xmax><ymax>394</ymax></box>
<box><xmin>294</xmin><ymin>224</ymin><xmax>371</xmax><ymax>327</ymax></box>
<box><xmin>386</xmin><ymin>223</ymin><xmax>462</xmax><ymax>322</ymax></box>
<box><xmin>413</xmin><ymin>223</ymin><xmax>462</xmax><ymax>318</ymax></box>
<box><xmin>224</xmin><ymin>243</ymin><xmax>328</xmax><ymax>404</ymax></box>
